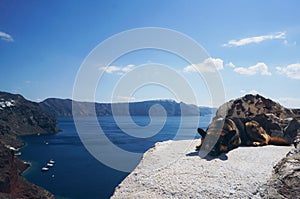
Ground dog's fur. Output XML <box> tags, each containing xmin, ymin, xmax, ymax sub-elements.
<box><xmin>196</xmin><ymin>117</ymin><xmax>291</xmax><ymax>156</ymax></box>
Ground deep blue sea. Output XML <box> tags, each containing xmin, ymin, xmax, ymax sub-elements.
<box><xmin>20</xmin><ymin>115</ymin><xmax>211</xmax><ymax>199</ymax></box>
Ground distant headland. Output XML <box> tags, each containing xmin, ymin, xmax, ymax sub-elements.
<box><xmin>39</xmin><ymin>98</ymin><xmax>216</xmax><ymax>117</ymax></box>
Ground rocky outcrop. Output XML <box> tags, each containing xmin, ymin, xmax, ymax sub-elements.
<box><xmin>216</xmin><ymin>94</ymin><xmax>297</xmax><ymax>119</ymax></box>
<box><xmin>0</xmin><ymin>143</ymin><xmax>55</xmax><ymax>199</ymax></box>
<box><xmin>215</xmin><ymin>94</ymin><xmax>300</xmax><ymax>143</ymax></box>
<box><xmin>260</xmin><ymin>149</ymin><xmax>300</xmax><ymax>198</ymax></box>
<box><xmin>284</xmin><ymin>119</ymin><xmax>300</xmax><ymax>144</ymax></box>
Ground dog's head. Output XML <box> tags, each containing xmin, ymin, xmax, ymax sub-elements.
<box><xmin>196</xmin><ymin>118</ymin><xmax>239</xmax><ymax>156</ymax></box>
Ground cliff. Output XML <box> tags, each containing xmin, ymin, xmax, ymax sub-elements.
<box><xmin>0</xmin><ymin>144</ymin><xmax>55</xmax><ymax>199</ymax></box>
<box><xmin>0</xmin><ymin>92</ymin><xmax>60</xmax><ymax>147</ymax></box>
<box><xmin>0</xmin><ymin>91</ymin><xmax>58</xmax><ymax>198</ymax></box>
<box><xmin>0</xmin><ymin>92</ymin><xmax>59</xmax><ymax>135</ymax></box>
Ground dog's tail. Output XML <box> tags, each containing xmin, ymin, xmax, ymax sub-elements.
<box><xmin>269</xmin><ymin>136</ymin><xmax>291</xmax><ymax>146</ymax></box>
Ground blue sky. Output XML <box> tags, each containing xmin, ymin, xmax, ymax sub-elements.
<box><xmin>0</xmin><ymin>0</ymin><xmax>300</xmax><ymax>107</ymax></box>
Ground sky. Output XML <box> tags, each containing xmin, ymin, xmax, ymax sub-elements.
<box><xmin>0</xmin><ymin>0</ymin><xmax>300</xmax><ymax>107</ymax></box>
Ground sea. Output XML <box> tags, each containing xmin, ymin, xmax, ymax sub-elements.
<box><xmin>20</xmin><ymin>115</ymin><xmax>212</xmax><ymax>199</ymax></box>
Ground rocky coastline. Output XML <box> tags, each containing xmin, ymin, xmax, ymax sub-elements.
<box><xmin>0</xmin><ymin>144</ymin><xmax>55</xmax><ymax>199</ymax></box>
<box><xmin>0</xmin><ymin>91</ymin><xmax>58</xmax><ymax>198</ymax></box>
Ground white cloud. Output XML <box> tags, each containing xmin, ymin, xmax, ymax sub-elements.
<box><xmin>0</xmin><ymin>31</ymin><xmax>14</xmax><ymax>42</ymax></box>
<box><xmin>99</xmin><ymin>64</ymin><xmax>134</xmax><ymax>75</ymax></box>
<box><xmin>122</xmin><ymin>64</ymin><xmax>135</xmax><ymax>72</ymax></box>
<box><xmin>233</xmin><ymin>62</ymin><xmax>271</xmax><ymax>76</ymax></box>
<box><xmin>223</xmin><ymin>32</ymin><xmax>286</xmax><ymax>47</ymax></box>
<box><xmin>101</xmin><ymin>66</ymin><xmax>120</xmax><ymax>73</ymax></box>
<box><xmin>276</xmin><ymin>63</ymin><xmax>300</xmax><ymax>79</ymax></box>
<box><xmin>183</xmin><ymin>58</ymin><xmax>224</xmax><ymax>73</ymax></box>
<box><xmin>226</xmin><ymin>62</ymin><xmax>236</xmax><ymax>68</ymax></box>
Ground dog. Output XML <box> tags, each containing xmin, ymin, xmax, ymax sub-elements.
<box><xmin>196</xmin><ymin>117</ymin><xmax>291</xmax><ymax>156</ymax></box>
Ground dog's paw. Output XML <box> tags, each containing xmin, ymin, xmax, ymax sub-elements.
<box><xmin>252</xmin><ymin>141</ymin><xmax>261</xmax><ymax>146</ymax></box>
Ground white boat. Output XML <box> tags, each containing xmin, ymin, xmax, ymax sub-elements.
<box><xmin>41</xmin><ymin>159</ymin><xmax>55</xmax><ymax>172</ymax></box>
<box><xmin>9</xmin><ymin>146</ymin><xmax>17</xmax><ymax>151</ymax></box>
<box><xmin>41</xmin><ymin>167</ymin><xmax>49</xmax><ymax>171</ymax></box>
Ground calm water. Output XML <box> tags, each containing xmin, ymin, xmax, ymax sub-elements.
<box><xmin>20</xmin><ymin>116</ymin><xmax>211</xmax><ymax>199</ymax></box>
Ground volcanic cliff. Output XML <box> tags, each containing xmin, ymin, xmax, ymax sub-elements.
<box><xmin>0</xmin><ymin>91</ymin><xmax>58</xmax><ymax>198</ymax></box>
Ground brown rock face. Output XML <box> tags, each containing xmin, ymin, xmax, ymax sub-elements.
<box><xmin>260</xmin><ymin>152</ymin><xmax>300</xmax><ymax>198</ymax></box>
<box><xmin>215</xmin><ymin>94</ymin><xmax>300</xmax><ymax>143</ymax></box>
<box><xmin>284</xmin><ymin>119</ymin><xmax>300</xmax><ymax>143</ymax></box>
<box><xmin>0</xmin><ymin>91</ymin><xmax>58</xmax><ymax>198</ymax></box>
<box><xmin>216</xmin><ymin>94</ymin><xmax>296</xmax><ymax>119</ymax></box>
<box><xmin>0</xmin><ymin>144</ymin><xmax>55</xmax><ymax>199</ymax></box>
<box><xmin>0</xmin><ymin>91</ymin><xmax>60</xmax><ymax>137</ymax></box>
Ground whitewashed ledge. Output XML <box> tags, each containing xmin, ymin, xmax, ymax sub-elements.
<box><xmin>111</xmin><ymin>140</ymin><xmax>292</xmax><ymax>199</ymax></box>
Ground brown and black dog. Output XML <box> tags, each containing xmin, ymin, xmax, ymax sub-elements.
<box><xmin>196</xmin><ymin>117</ymin><xmax>291</xmax><ymax>156</ymax></box>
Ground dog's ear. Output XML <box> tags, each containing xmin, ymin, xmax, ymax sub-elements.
<box><xmin>197</xmin><ymin>128</ymin><xmax>206</xmax><ymax>138</ymax></box>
